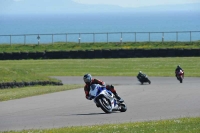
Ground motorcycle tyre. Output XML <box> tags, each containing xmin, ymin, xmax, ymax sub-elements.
<box><xmin>180</xmin><ymin>77</ymin><xmax>183</xmax><ymax>83</ymax></box>
<box><xmin>148</xmin><ymin>79</ymin><xmax>151</xmax><ymax>84</ymax></box>
<box><xmin>119</xmin><ymin>103</ymin><xmax>127</xmax><ymax>112</ymax></box>
<box><xmin>97</xmin><ymin>96</ymin><xmax>112</xmax><ymax>113</ymax></box>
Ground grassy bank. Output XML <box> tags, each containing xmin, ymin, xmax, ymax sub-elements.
<box><xmin>0</xmin><ymin>42</ymin><xmax>200</xmax><ymax>52</ymax></box>
<box><xmin>0</xmin><ymin>42</ymin><xmax>199</xmax><ymax>83</ymax></box>
<box><xmin>1</xmin><ymin>43</ymin><xmax>199</xmax><ymax>132</ymax></box>
<box><xmin>0</xmin><ymin>57</ymin><xmax>199</xmax><ymax>83</ymax></box>
<box><xmin>0</xmin><ymin>57</ymin><xmax>199</xmax><ymax>101</ymax></box>
<box><xmin>2</xmin><ymin>117</ymin><xmax>200</xmax><ymax>133</ymax></box>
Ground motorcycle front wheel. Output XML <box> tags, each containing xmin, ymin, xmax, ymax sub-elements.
<box><xmin>98</xmin><ymin>96</ymin><xmax>112</xmax><ymax>113</ymax></box>
<box><xmin>179</xmin><ymin>76</ymin><xmax>183</xmax><ymax>83</ymax></box>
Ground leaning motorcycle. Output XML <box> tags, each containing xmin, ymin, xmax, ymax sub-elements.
<box><xmin>89</xmin><ymin>84</ymin><xmax>127</xmax><ymax>113</ymax></box>
<box><xmin>137</xmin><ymin>75</ymin><xmax>151</xmax><ymax>85</ymax></box>
<box><xmin>176</xmin><ymin>70</ymin><xmax>184</xmax><ymax>83</ymax></box>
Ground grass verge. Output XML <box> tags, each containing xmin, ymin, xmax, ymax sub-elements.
<box><xmin>0</xmin><ymin>42</ymin><xmax>200</xmax><ymax>52</ymax></box>
<box><xmin>0</xmin><ymin>57</ymin><xmax>199</xmax><ymax>83</ymax></box>
<box><xmin>0</xmin><ymin>43</ymin><xmax>199</xmax><ymax>132</ymax></box>
<box><xmin>0</xmin><ymin>57</ymin><xmax>199</xmax><ymax>101</ymax></box>
<box><xmin>2</xmin><ymin>117</ymin><xmax>200</xmax><ymax>133</ymax></box>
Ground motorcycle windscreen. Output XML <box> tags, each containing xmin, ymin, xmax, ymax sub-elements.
<box><xmin>89</xmin><ymin>84</ymin><xmax>107</xmax><ymax>97</ymax></box>
<box><xmin>89</xmin><ymin>84</ymin><xmax>100</xmax><ymax>97</ymax></box>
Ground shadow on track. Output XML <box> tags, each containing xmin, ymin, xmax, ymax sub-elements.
<box><xmin>72</xmin><ymin>112</ymin><xmax>119</xmax><ymax>116</ymax></box>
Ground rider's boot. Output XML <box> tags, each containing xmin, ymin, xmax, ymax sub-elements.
<box><xmin>114</xmin><ymin>92</ymin><xmax>124</xmax><ymax>102</ymax></box>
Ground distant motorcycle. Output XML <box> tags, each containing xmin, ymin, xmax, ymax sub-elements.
<box><xmin>137</xmin><ymin>75</ymin><xmax>151</xmax><ymax>85</ymax></box>
<box><xmin>89</xmin><ymin>84</ymin><xmax>127</xmax><ymax>113</ymax></box>
<box><xmin>176</xmin><ymin>70</ymin><xmax>184</xmax><ymax>83</ymax></box>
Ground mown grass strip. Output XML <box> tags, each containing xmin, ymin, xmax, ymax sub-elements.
<box><xmin>2</xmin><ymin>117</ymin><xmax>200</xmax><ymax>133</ymax></box>
<box><xmin>0</xmin><ymin>57</ymin><xmax>199</xmax><ymax>101</ymax></box>
<box><xmin>0</xmin><ymin>57</ymin><xmax>199</xmax><ymax>83</ymax></box>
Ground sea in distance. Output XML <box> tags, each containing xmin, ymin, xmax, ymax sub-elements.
<box><xmin>0</xmin><ymin>11</ymin><xmax>200</xmax><ymax>44</ymax></box>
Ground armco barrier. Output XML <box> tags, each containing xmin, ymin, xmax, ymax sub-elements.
<box><xmin>0</xmin><ymin>49</ymin><xmax>199</xmax><ymax>60</ymax></box>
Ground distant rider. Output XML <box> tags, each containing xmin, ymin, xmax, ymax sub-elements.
<box><xmin>83</xmin><ymin>74</ymin><xmax>124</xmax><ymax>104</ymax></box>
<box><xmin>137</xmin><ymin>71</ymin><xmax>146</xmax><ymax>81</ymax></box>
<box><xmin>175</xmin><ymin>65</ymin><xmax>184</xmax><ymax>79</ymax></box>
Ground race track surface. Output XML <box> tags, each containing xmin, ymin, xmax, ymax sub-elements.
<box><xmin>0</xmin><ymin>77</ymin><xmax>200</xmax><ymax>131</ymax></box>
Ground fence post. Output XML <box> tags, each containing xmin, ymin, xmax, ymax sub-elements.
<box><xmin>78</xmin><ymin>33</ymin><xmax>81</xmax><ymax>44</ymax></box>
<box><xmin>66</xmin><ymin>34</ymin><xmax>68</xmax><ymax>43</ymax></box>
<box><xmin>24</xmin><ymin>35</ymin><xmax>26</xmax><ymax>45</ymax></box>
<box><xmin>162</xmin><ymin>32</ymin><xmax>164</xmax><ymax>43</ymax></box>
<box><xmin>149</xmin><ymin>32</ymin><xmax>150</xmax><ymax>42</ymax></box>
<box><xmin>37</xmin><ymin>35</ymin><xmax>40</xmax><ymax>45</ymax></box>
<box><xmin>52</xmin><ymin>34</ymin><xmax>54</xmax><ymax>44</ymax></box>
<box><xmin>135</xmin><ymin>32</ymin><xmax>136</xmax><ymax>43</ymax></box>
<box><xmin>176</xmin><ymin>32</ymin><xmax>178</xmax><ymax>42</ymax></box>
<box><xmin>93</xmin><ymin>33</ymin><xmax>95</xmax><ymax>43</ymax></box>
<box><xmin>190</xmin><ymin>31</ymin><xmax>192</xmax><ymax>42</ymax></box>
<box><xmin>120</xmin><ymin>32</ymin><xmax>122</xmax><ymax>43</ymax></box>
<box><xmin>10</xmin><ymin>35</ymin><xmax>12</xmax><ymax>45</ymax></box>
<box><xmin>107</xmin><ymin>33</ymin><xmax>108</xmax><ymax>43</ymax></box>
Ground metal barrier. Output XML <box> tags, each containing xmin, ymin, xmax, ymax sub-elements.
<box><xmin>0</xmin><ymin>31</ymin><xmax>200</xmax><ymax>45</ymax></box>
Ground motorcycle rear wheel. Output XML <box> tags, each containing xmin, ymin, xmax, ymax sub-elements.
<box><xmin>148</xmin><ymin>79</ymin><xmax>151</xmax><ymax>84</ymax></box>
<box><xmin>119</xmin><ymin>103</ymin><xmax>127</xmax><ymax>112</ymax></box>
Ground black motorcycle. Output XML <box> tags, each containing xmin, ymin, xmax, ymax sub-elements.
<box><xmin>137</xmin><ymin>75</ymin><xmax>151</xmax><ymax>85</ymax></box>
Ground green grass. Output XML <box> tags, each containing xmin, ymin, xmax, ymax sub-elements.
<box><xmin>0</xmin><ymin>43</ymin><xmax>199</xmax><ymax>132</ymax></box>
<box><xmin>0</xmin><ymin>41</ymin><xmax>200</xmax><ymax>52</ymax></box>
<box><xmin>0</xmin><ymin>57</ymin><xmax>199</xmax><ymax>101</ymax></box>
<box><xmin>2</xmin><ymin>117</ymin><xmax>200</xmax><ymax>133</ymax></box>
<box><xmin>0</xmin><ymin>57</ymin><xmax>199</xmax><ymax>83</ymax></box>
<box><xmin>0</xmin><ymin>84</ymin><xmax>82</xmax><ymax>101</ymax></box>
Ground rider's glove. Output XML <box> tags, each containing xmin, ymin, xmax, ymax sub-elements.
<box><xmin>86</xmin><ymin>96</ymin><xmax>92</xmax><ymax>100</ymax></box>
<box><xmin>101</xmin><ymin>82</ymin><xmax>106</xmax><ymax>87</ymax></box>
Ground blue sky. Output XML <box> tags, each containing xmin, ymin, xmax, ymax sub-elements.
<box><xmin>73</xmin><ymin>0</ymin><xmax>200</xmax><ymax>7</ymax></box>
<box><xmin>0</xmin><ymin>0</ymin><xmax>200</xmax><ymax>15</ymax></box>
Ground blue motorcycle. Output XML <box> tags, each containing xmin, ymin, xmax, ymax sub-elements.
<box><xmin>89</xmin><ymin>84</ymin><xmax>127</xmax><ymax>113</ymax></box>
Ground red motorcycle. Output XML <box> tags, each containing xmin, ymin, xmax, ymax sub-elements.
<box><xmin>176</xmin><ymin>70</ymin><xmax>184</xmax><ymax>83</ymax></box>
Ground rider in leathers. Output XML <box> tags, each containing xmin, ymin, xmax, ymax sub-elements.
<box><xmin>83</xmin><ymin>74</ymin><xmax>124</xmax><ymax>105</ymax></box>
<box><xmin>137</xmin><ymin>71</ymin><xmax>146</xmax><ymax>81</ymax></box>
<box><xmin>175</xmin><ymin>65</ymin><xmax>184</xmax><ymax>79</ymax></box>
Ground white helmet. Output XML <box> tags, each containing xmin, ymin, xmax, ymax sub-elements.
<box><xmin>83</xmin><ymin>74</ymin><xmax>92</xmax><ymax>83</ymax></box>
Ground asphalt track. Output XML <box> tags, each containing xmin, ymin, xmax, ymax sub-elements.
<box><xmin>0</xmin><ymin>77</ymin><xmax>200</xmax><ymax>131</ymax></box>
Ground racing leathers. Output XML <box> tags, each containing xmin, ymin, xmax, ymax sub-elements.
<box><xmin>84</xmin><ymin>78</ymin><xmax>123</xmax><ymax>102</ymax></box>
<box><xmin>137</xmin><ymin>72</ymin><xmax>146</xmax><ymax>81</ymax></box>
<box><xmin>175</xmin><ymin>66</ymin><xmax>184</xmax><ymax>79</ymax></box>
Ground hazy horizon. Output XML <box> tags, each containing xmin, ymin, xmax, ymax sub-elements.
<box><xmin>1</xmin><ymin>0</ymin><xmax>200</xmax><ymax>15</ymax></box>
